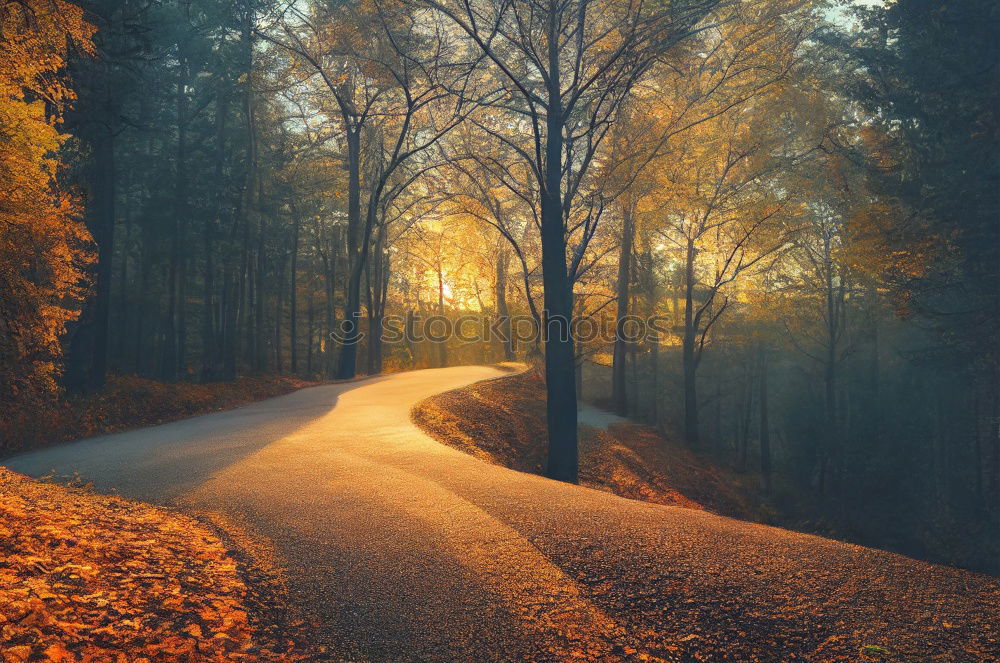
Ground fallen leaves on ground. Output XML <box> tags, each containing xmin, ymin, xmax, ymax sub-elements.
<box><xmin>412</xmin><ymin>368</ymin><xmax>761</xmax><ymax>520</ymax></box>
<box><xmin>0</xmin><ymin>468</ymin><xmax>308</xmax><ymax>662</ymax></box>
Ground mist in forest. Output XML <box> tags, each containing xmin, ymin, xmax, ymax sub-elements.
<box><xmin>3</xmin><ymin>0</ymin><xmax>997</xmax><ymax>575</ymax></box>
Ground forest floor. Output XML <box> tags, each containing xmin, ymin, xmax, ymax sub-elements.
<box><xmin>0</xmin><ymin>375</ymin><xmax>319</xmax><ymax>455</ymax></box>
<box><xmin>0</xmin><ymin>467</ymin><xmax>317</xmax><ymax>662</ymax></box>
<box><xmin>412</xmin><ymin>367</ymin><xmax>767</xmax><ymax>522</ymax></box>
<box><xmin>0</xmin><ymin>376</ymin><xmax>324</xmax><ymax>660</ymax></box>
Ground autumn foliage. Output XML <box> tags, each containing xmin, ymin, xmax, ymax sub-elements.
<box><xmin>0</xmin><ymin>0</ymin><xmax>95</xmax><ymax>401</ymax></box>
<box><xmin>0</xmin><ymin>468</ymin><xmax>301</xmax><ymax>662</ymax></box>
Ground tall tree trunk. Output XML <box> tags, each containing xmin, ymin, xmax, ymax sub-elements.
<box><xmin>135</xmin><ymin>234</ymin><xmax>152</xmax><ymax>376</ymax></box>
<box><xmin>335</xmin><ymin>126</ymin><xmax>363</xmax><ymax>379</ymax></box>
<box><xmin>223</xmin><ymin>221</ymin><xmax>247</xmax><ymax>381</ymax></box>
<box><xmin>367</xmin><ymin>224</ymin><xmax>387</xmax><ymax>375</ymax></box>
<box><xmin>337</xmin><ymin>251</ymin><xmax>365</xmax><ymax>379</ymax></box>
<box><xmin>495</xmin><ymin>250</ymin><xmax>514</xmax><ymax>361</ymax></box>
<box><xmin>233</xmin><ymin>219</ymin><xmax>250</xmax><ymax>376</ymax></box>
<box><xmin>436</xmin><ymin>262</ymin><xmax>448</xmax><ymax>368</ymax></box>
<box><xmin>375</xmin><ymin>228</ymin><xmax>389</xmax><ymax>373</ymax></box>
<box><xmin>221</xmin><ymin>262</ymin><xmax>234</xmax><ymax>379</ymax></box>
<box><xmin>305</xmin><ymin>253</ymin><xmax>315</xmax><ymax>376</ymax></box>
<box><xmin>131</xmin><ymin>124</ymin><xmax>156</xmax><ymax>375</ymax></box>
<box><xmin>290</xmin><ymin>213</ymin><xmax>300</xmax><ymax>373</ymax></box>
<box><xmin>321</xmin><ymin>245</ymin><xmax>336</xmax><ymax>378</ymax></box>
<box><xmin>245</xmin><ymin>242</ymin><xmax>256</xmax><ymax>367</ymax></box>
<box><xmin>160</xmin><ymin>45</ymin><xmax>190</xmax><ymax>381</ymax></box>
<box><xmin>405</xmin><ymin>308</ymin><xmax>417</xmax><ymax>366</ymax></box>
<box><xmin>541</xmin><ymin>29</ymin><xmax>577</xmax><ymax>483</ymax></box>
<box><xmin>66</xmin><ymin>120</ymin><xmax>115</xmax><ymax>393</ymax></box>
<box><xmin>759</xmin><ymin>348</ymin><xmax>772</xmax><ymax>493</ymax></box>
<box><xmin>823</xmin><ymin>236</ymin><xmax>838</xmax><ymax>494</ymax></box>
<box><xmin>201</xmin><ymin>211</ymin><xmax>217</xmax><ymax>381</ymax></box>
<box><xmin>114</xmin><ymin>151</ymin><xmax>131</xmax><ymax>371</ymax></box>
<box><xmin>231</xmin><ymin>0</ymin><xmax>256</xmax><ymax>378</ymax></box>
<box><xmin>574</xmin><ymin>295</ymin><xmax>584</xmax><ymax>397</ymax></box>
<box><xmin>649</xmin><ymin>329</ymin><xmax>659</xmax><ymax>427</ymax></box>
<box><xmin>254</xmin><ymin>231</ymin><xmax>266</xmax><ymax>372</ymax></box>
<box><xmin>738</xmin><ymin>360</ymin><xmax>753</xmax><ymax>472</ymax></box>
<box><xmin>682</xmin><ymin>237</ymin><xmax>699</xmax><ymax>444</ymax></box>
<box><xmin>867</xmin><ymin>285</ymin><xmax>882</xmax><ymax>444</ymax></box>
<box><xmin>338</xmin><ymin>188</ymin><xmax>379</xmax><ymax>379</ymax></box>
<box><xmin>274</xmin><ymin>247</ymin><xmax>286</xmax><ymax>373</ymax></box>
<box><xmin>201</xmin><ymin>91</ymin><xmax>228</xmax><ymax>382</ymax></box>
<box><xmin>612</xmin><ymin>201</ymin><xmax>635</xmax><ymax>416</ymax></box>
<box><xmin>177</xmin><ymin>242</ymin><xmax>189</xmax><ymax>375</ymax></box>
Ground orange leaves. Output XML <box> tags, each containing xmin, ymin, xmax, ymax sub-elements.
<box><xmin>415</xmin><ymin>369</ymin><xmax>762</xmax><ymax>521</ymax></box>
<box><xmin>182</xmin><ymin>623</ymin><xmax>204</xmax><ymax>639</ymax></box>
<box><xmin>44</xmin><ymin>643</ymin><xmax>72</xmax><ymax>662</ymax></box>
<box><xmin>0</xmin><ymin>468</ymin><xmax>296</xmax><ymax>662</ymax></box>
<box><xmin>0</xmin><ymin>0</ymin><xmax>94</xmax><ymax>101</ymax></box>
<box><xmin>1</xmin><ymin>0</ymin><xmax>96</xmax><ymax>403</ymax></box>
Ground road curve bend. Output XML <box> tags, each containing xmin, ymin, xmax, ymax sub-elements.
<box><xmin>6</xmin><ymin>366</ymin><xmax>998</xmax><ymax>662</ymax></box>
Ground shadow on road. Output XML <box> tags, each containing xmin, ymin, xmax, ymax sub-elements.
<box><xmin>2</xmin><ymin>380</ymin><xmax>380</xmax><ymax>504</ymax></box>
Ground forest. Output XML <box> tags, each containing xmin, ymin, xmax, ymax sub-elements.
<box><xmin>2</xmin><ymin>0</ymin><xmax>998</xmax><ymax>581</ymax></box>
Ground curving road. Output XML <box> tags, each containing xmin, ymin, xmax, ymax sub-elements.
<box><xmin>5</xmin><ymin>366</ymin><xmax>998</xmax><ymax>662</ymax></box>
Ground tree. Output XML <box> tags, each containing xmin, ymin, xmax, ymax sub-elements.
<box><xmin>438</xmin><ymin>130</ymin><xmax>545</xmax><ymax>350</ymax></box>
<box><xmin>421</xmin><ymin>0</ymin><xmax>720</xmax><ymax>482</ymax></box>
<box><xmin>62</xmin><ymin>0</ymin><xmax>147</xmax><ymax>392</ymax></box>
<box><xmin>262</xmin><ymin>0</ymin><xmax>467</xmax><ymax>379</ymax></box>
<box><xmin>0</xmin><ymin>0</ymin><xmax>95</xmax><ymax>401</ymax></box>
<box><xmin>837</xmin><ymin>0</ymin><xmax>1000</xmax><ymax>515</ymax></box>
<box><xmin>649</xmin><ymin>103</ymin><xmax>809</xmax><ymax>444</ymax></box>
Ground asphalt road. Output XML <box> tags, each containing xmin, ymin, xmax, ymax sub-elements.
<box><xmin>5</xmin><ymin>366</ymin><xmax>998</xmax><ymax>662</ymax></box>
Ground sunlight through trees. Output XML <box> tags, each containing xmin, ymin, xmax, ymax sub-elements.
<box><xmin>2</xmin><ymin>0</ymin><xmax>998</xmax><ymax>573</ymax></box>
